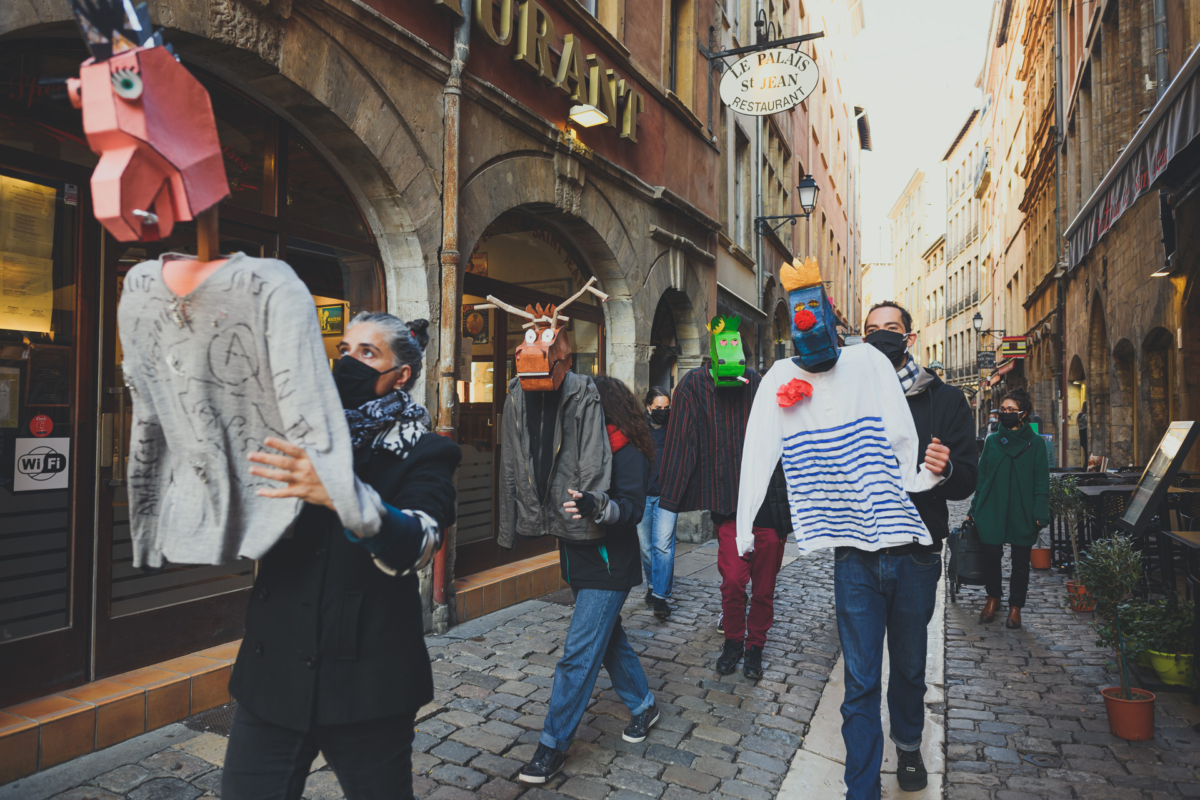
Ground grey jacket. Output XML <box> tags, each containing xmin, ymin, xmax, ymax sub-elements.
<box><xmin>498</xmin><ymin>372</ymin><xmax>612</xmax><ymax>548</ymax></box>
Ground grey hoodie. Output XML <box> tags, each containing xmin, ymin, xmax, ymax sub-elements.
<box><xmin>498</xmin><ymin>371</ymin><xmax>612</xmax><ymax>548</ymax></box>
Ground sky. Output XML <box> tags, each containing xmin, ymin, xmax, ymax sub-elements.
<box><xmin>850</xmin><ymin>0</ymin><xmax>997</xmax><ymax>262</ymax></box>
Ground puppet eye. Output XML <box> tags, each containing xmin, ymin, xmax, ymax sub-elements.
<box><xmin>524</xmin><ymin>329</ymin><xmax>537</xmax><ymax>345</ymax></box>
<box><xmin>719</xmin><ymin>339</ymin><xmax>728</xmax><ymax>346</ymax></box>
<box><xmin>732</xmin><ymin>338</ymin><xmax>739</xmax><ymax>346</ymax></box>
<box><xmin>807</xmin><ymin>300</ymin><xmax>820</xmax><ymax>308</ymax></box>
<box><xmin>111</xmin><ymin>69</ymin><xmax>143</xmax><ymax>100</ymax></box>
<box><xmin>540</xmin><ymin>328</ymin><xmax>555</xmax><ymax>344</ymax></box>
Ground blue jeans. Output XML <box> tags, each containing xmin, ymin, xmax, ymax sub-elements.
<box><xmin>834</xmin><ymin>547</ymin><xmax>941</xmax><ymax>800</ymax></box>
<box><xmin>635</xmin><ymin>496</ymin><xmax>678</xmax><ymax>599</ymax></box>
<box><xmin>540</xmin><ymin>589</ymin><xmax>655</xmax><ymax>751</ymax></box>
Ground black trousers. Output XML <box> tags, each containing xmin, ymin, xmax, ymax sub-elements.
<box><xmin>982</xmin><ymin>543</ymin><xmax>1032</xmax><ymax>608</ymax></box>
<box><xmin>1080</xmin><ymin>430</ymin><xmax>1089</xmax><ymax>458</ymax></box>
<box><xmin>222</xmin><ymin>705</ymin><xmax>416</xmax><ymax>800</ymax></box>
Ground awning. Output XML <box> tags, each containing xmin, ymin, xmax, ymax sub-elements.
<box><xmin>1065</xmin><ymin>42</ymin><xmax>1200</xmax><ymax>270</ymax></box>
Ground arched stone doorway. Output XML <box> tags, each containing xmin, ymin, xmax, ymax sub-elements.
<box><xmin>1087</xmin><ymin>295</ymin><xmax>1110</xmax><ymax>458</ymax></box>
<box><xmin>1067</xmin><ymin>355</ymin><xmax>1087</xmax><ymax>467</ymax></box>
<box><xmin>1112</xmin><ymin>338</ymin><xmax>1137</xmax><ymax>466</ymax></box>
<box><xmin>1142</xmin><ymin>327</ymin><xmax>1174</xmax><ymax>463</ymax></box>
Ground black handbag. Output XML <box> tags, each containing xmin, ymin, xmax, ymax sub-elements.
<box><xmin>949</xmin><ymin>518</ymin><xmax>987</xmax><ymax>585</ymax></box>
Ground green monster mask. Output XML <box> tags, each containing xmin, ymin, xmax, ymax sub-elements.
<box><xmin>707</xmin><ymin>315</ymin><xmax>749</xmax><ymax>387</ymax></box>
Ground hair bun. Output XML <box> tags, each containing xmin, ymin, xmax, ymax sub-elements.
<box><xmin>407</xmin><ymin>319</ymin><xmax>430</xmax><ymax>351</ymax></box>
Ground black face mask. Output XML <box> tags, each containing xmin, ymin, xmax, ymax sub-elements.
<box><xmin>864</xmin><ymin>329</ymin><xmax>908</xmax><ymax>367</ymax></box>
<box><xmin>649</xmin><ymin>408</ymin><xmax>670</xmax><ymax>427</ymax></box>
<box><xmin>332</xmin><ymin>355</ymin><xmax>396</xmax><ymax>410</ymax></box>
<box><xmin>999</xmin><ymin>411</ymin><xmax>1024</xmax><ymax>429</ymax></box>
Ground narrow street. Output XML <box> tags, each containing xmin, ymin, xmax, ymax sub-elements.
<box><xmin>7</xmin><ymin>503</ymin><xmax>1200</xmax><ymax>800</ymax></box>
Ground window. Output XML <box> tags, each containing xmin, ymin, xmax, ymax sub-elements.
<box><xmin>667</xmin><ymin>0</ymin><xmax>695</xmax><ymax>105</ymax></box>
<box><xmin>762</xmin><ymin>121</ymin><xmax>792</xmax><ymax>219</ymax></box>
<box><xmin>719</xmin><ymin>110</ymin><xmax>729</xmax><ymax>232</ymax></box>
<box><xmin>735</xmin><ymin>128</ymin><xmax>751</xmax><ymax>249</ymax></box>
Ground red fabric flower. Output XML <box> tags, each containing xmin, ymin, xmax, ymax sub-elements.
<box><xmin>777</xmin><ymin>378</ymin><xmax>813</xmax><ymax>408</ymax></box>
<box><xmin>794</xmin><ymin>308</ymin><xmax>817</xmax><ymax>331</ymax></box>
<box><xmin>607</xmin><ymin>423</ymin><xmax>629</xmax><ymax>453</ymax></box>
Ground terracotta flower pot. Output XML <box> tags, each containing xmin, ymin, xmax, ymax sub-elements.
<box><xmin>1065</xmin><ymin>580</ymin><xmax>1095</xmax><ymax>612</ymax></box>
<box><xmin>1101</xmin><ymin>686</ymin><xmax>1156</xmax><ymax>741</ymax></box>
<box><xmin>1030</xmin><ymin>547</ymin><xmax>1052</xmax><ymax>570</ymax></box>
<box><xmin>1148</xmin><ymin>651</ymin><xmax>1193</xmax><ymax>686</ymax></box>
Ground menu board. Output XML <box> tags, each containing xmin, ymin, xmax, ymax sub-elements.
<box><xmin>1120</xmin><ymin>421</ymin><xmax>1200</xmax><ymax>536</ymax></box>
<box><xmin>0</xmin><ymin>175</ymin><xmax>56</xmax><ymax>334</ymax></box>
<box><xmin>0</xmin><ymin>366</ymin><xmax>17</xmax><ymax>428</ymax></box>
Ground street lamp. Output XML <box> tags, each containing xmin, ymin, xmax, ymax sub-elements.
<box><xmin>755</xmin><ymin>174</ymin><xmax>821</xmax><ymax>236</ymax></box>
<box><xmin>972</xmin><ymin>311</ymin><xmax>1005</xmax><ymax>342</ymax></box>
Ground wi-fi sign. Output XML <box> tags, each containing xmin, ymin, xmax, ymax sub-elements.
<box><xmin>14</xmin><ymin>438</ymin><xmax>70</xmax><ymax>491</ymax></box>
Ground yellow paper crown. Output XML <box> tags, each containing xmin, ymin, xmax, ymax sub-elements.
<box><xmin>780</xmin><ymin>257</ymin><xmax>822</xmax><ymax>292</ymax></box>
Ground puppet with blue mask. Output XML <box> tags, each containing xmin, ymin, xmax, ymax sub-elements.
<box><xmin>784</xmin><ymin>257</ymin><xmax>840</xmax><ymax>371</ymax></box>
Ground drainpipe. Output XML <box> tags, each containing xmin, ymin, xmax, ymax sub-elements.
<box><xmin>1154</xmin><ymin>0</ymin><xmax>1169</xmax><ymax>100</ymax></box>
<box><xmin>1055</xmin><ymin>0</ymin><xmax>1068</xmax><ymax>467</ymax></box>
<box><xmin>433</xmin><ymin>11</ymin><xmax>471</xmax><ymax>633</ymax></box>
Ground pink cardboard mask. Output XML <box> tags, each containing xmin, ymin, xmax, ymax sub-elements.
<box><xmin>67</xmin><ymin>0</ymin><xmax>228</xmax><ymax>242</ymax></box>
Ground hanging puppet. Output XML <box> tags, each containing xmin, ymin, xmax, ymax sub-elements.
<box><xmin>707</xmin><ymin>316</ymin><xmax>751</xmax><ymax>387</ymax></box>
<box><xmin>67</xmin><ymin>0</ymin><xmax>228</xmax><ymax>241</ymax></box>
<box><xmin>69</xmin><ymin>2</ymin><xmax>385</xmax><ymax>567</ymax></box>
<box><xmin>486</xmin><ymin>279</ymin><xmax>613</xmax><ymax>548</ymax></box>
<box><xmin>735</xmin><ymin>257</ymin><xmax>943</xmax><ymax>556</ymax></box>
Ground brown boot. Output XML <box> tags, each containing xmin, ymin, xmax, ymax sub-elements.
<box><xmin>1006</xmin><ymin>607</ymin><xmax>1022</xmax><ymax>629</ymax></box>
<box><xmin>979</xmin><ymin>597</ymin><xmax>1000</xmax><ymax>623</ymax></box>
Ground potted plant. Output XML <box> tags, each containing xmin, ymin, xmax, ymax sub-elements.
<box><xmin>1075</xmin><ymin>534</ymin><xmax>1155</xmax><ymax>741</ymax></box>
<box><xmin>1097</xmin><ymin>597</ymin><xmax>1155</xmax><ymax>670</ymax></box>
<box><xmin>1146</xmin><ymin>593</ymin><xmax>1194</xmax><ymax>686</ymax></box>
<box><xmin>1051</xmin><ymin>476</ymin><xmax>1090</xmax><ymax>605</ymax></box>
<box><xmin>1031</xmin><ymin>527</ymin><xmax>1052</xmax><ymax>570</ymax></box>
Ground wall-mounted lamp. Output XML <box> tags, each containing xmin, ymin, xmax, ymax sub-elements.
<box><xmin>569</xmin><ymin>104</ymin><xmax>609</xmax><ymax>127</ymax></box>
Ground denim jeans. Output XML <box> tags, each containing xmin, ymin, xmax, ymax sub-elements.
<box><xmin>834</xmin><ymin>547</ymin><xmax>942</xmax><ymax>800</ymax></box>
<box><xmin>635</xmin><ymin>495</ymin><xmax>678</xmax><ymax>600</ymax></box>
<box><xmin>540</xmin><ymin>588</ymin><xmax>655</xmax><ymax>751</ymax></box>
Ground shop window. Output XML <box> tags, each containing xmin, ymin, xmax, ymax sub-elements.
<box><xmin>286</xmin><ymin>137</ymin><xmax>370</xmax><ymax>242</ymax></box>
<box><xmin>209</xmin><ymin>86</ymin><xmax>274</xmax><ymax>216</ymax></box>
<box><xmin>0</xmin><ymin>50</ymin><xmax>99</xmax><ymax>169</ymax></box>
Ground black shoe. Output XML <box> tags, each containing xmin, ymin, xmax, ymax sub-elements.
<box><xmin>622</xmin><ymin>704</ymin><xmax>660</xmax><ymax>743</ymax></box>
<box><xmin>653</xmin><ymin>597</ymin><xmax>672</xmax><ymax>620</ymax></box>
<box><xmin>717</xmin><ymin>614</ymin><xmax>724</xmax><ymax>634</ymax></box>
<box><xmin>645</xmin><ymin>589</ymin><xmax>654</xmax><ymax>606</ymax></box>
<box><xmin>896</xmin><ymin>748</ymin><xmax>928</xmax><ymax>792</ymax></box>
<box><xmin>716</xmin><ymin>639</ymin><xmax>744</xmax><ymax>674</ymax></box>
<box><xmin>743</xmin><ymin>645</ymin><xmax>764</xmax><ymax>680</ymax></box>
<box><xmin>518</xmin><ymin>743</ymin><xmax>566</xmax><ymax>784</ymax></box>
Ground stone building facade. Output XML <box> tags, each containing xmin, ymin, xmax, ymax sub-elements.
<box><xmin>0</xmin><ymin>0</ymin><xmax>728</xmax><ymax>705</ymax></box>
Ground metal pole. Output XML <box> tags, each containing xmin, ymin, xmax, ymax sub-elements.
<box><xmin>433</xmin><ymin>10</ymin><xmax>471</xmax><ymax>633</ymax></box>
<box><xmin>1055</xmin><ymin>0</ymin><xmax>1068</xmax><ymax>467</ymax></box>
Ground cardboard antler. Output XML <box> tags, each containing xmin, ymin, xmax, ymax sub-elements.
<box><xmin>555</xmin><ymin>277</ymin><xmax>609</xmax><ymax>319</ymax></box>
<box><xmin>477</xmin><ymin>295</ymin><xmax>537</xmax><ymax>320</ymax></box>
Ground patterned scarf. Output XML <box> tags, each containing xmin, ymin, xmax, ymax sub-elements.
<box><xmin>896</xmin><ymin>354</ymin><xmax>920</xmax><ymax>394</ymax></box>
<box><xmin>344</xmin><ymin>389</ymin><xmax>431</xmax><ymax>460</ymax></box>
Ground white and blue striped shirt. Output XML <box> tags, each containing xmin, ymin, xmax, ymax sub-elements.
<box><xmin>736</xmin><ymin>345</ymin><xmax>941</xmax><ymax>555</ymax></box>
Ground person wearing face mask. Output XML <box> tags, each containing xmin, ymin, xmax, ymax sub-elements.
<box><xmin>638</xmin><ymin>387</ymin><xmax>679</xmax><ymax>619</ymax></box>
<box><xmin>981</xmin><ymin>410</ymin><xmax>1000</xmax><ymax>439</ymax></box>
<box><xmin>966</xmin><ymin>387</ymin><xmax>1049</xmax><ymax>630</ymax></box>
<box><xmin>222</xmin><ymin>313</ymin><xmax>462</xmax><ymax>800</ymax></box>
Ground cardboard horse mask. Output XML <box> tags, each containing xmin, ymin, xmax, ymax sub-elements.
<box><xmin>478</xmin><ymin>277</ymin><xmax>609</xmax><ymax>391</ymax></box>
<box><xmin>67</xmin><ymin>0</ymin><xmax>228</xmax><ymax>242</ymax></box>
<box><xmin>782</xmin><ymin>257</ymin><xmax>840</xmax><ymax>371</ymax></box>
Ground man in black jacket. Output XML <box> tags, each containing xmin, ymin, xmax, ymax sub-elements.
<box><xmin>848</xmin><ymin>301</ymin><xmax>978</xmax><ymax>797</ymax></box>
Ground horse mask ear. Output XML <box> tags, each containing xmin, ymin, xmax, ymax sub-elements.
<box><xmin>67</xmin><ymin>0</ymin><xmax>229</xmax><ymax>242</ymax></box>
<box><xmin>781</xmin><ymin>258</ymin><xmax>839</xmax><ymax>371</ymax></box>
<box><xmin>707</xmin><ymin>315</ymin><xmax>747</xmax><ymax>387</ymax></box>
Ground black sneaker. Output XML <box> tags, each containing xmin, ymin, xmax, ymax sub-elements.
<box><xmin>518</xmin><ymin>743</ymin><xmax>566</xmax><ymax>784</ymax></box>
<box><xmin>716</xmin><ymin>639</ymin><xmax>744</xmax><ymax>674</ymax></box>
<box><xmin>652</xmin><ymin>597</ymin><xmax>672</xmax><ymax>620</ymax></box>
<box><xmin>717</xmin><ymin>614</ymin><xmax>724</xmax><ymax>634</ymax></box>
<box><xmin>622</xmin><ymin>704</ymin><xmax>660</xmax><ymax>743</ymax></box>
<box><xmin>743</xmin><ymin>645</ymin><xmax>764</xmax><ymax>680</ymax></box>
<box><xmin>896</xmin><ymin>747</ymin><xmax>928</xmax><ymax>792</ymax></box>
<box><xmin>645</xmin><ymin>589</ymin><xmax>654</xmax><ymax>606</ymax></box>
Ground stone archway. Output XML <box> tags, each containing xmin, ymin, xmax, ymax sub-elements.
<box><xmin>1087</xmin><ymin>294</ymin><xmax>1110</xmax><ymax>458</ymax></box>
<box><xmin>1067</xmin><ymin>355</ymin><xmax>1087</xmax><ymax>467</ymax></box>
<box><xmin>1142</xmin><ymin>327</ymin><xmax>1174</xmax><ymax>462</ymax></box>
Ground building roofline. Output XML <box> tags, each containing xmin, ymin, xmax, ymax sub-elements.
<box><xmin>942</xmin><ymin>109</ymin><xmax>980</xmax><ymax>162</ymax></box>
<box><xmin>887</xmin><ymin>169</ymin><xmax>926</xmax><ymax>220</ymax></box>
<box><xmin>922</xmin><ymin>233</ymin><xmax>947</xmax><ymax>260</ymax></box>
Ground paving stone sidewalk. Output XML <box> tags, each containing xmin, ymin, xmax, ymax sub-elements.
<box><xmin>944</xmin><ymin>546</ymin><xmax>1200</xmax><ymax>798</ymax></box>
<box><xmin>2</xmin><ymin>541</ymin><xmax>842</xmax><ymax>800</ymax></box>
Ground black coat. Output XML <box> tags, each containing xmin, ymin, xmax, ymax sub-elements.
<box><xmin>905</xmin><ymin>370</ymin><xmax>979</xmax><ymax>551</ymax></box>
<box><xmin>228</xmin><ymin>433</ymin><xmax>462</xmax><ymax>732</ymax></box>
<box><xmin>561</xmin><ymin>442</ymin><xmax>648</xmax><ymax>591</ymax></box>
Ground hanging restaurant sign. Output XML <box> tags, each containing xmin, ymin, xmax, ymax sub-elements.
<box><xmin>719</xmin><ymin>48</ymin><xmax>819</xmax><ymax>116</ymax></box>
<box><xmin>1000</xmin><ymin>337</ymin><xmax>1028</xmax><ymax>358</ymax></box>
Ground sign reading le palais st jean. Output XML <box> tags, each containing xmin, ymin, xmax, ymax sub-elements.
<box><xmin>719</xmin><ymin>47</ymin><xmax>820</xmax><ymax>116</ymax></box>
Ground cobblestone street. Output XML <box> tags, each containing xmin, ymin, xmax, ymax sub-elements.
<box><xmin>9</xmin><ymin>509</ymin><xmax>1200</xmax><ymax>800</ymax></box>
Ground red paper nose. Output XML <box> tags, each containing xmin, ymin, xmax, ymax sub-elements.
<box><xmin>794</xmin><ymin>309</ymin><xmax>817</xmax><ymax>331</ymax></box>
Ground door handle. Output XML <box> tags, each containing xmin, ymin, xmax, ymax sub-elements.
<box><xmin>107</xmin><ymin>386</ymin><xmax>127</xmax><ymax>487</ymax></box>
<box><xmin>100</xmin><ymin>412</ymin><xmax>113</xmax><ymax>468</ymax></box>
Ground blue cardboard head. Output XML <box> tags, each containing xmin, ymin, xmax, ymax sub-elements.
<box><xmin>781</xmin><ymin>258</ymin><xmax>839</xmax><ymax>371</ymax></box>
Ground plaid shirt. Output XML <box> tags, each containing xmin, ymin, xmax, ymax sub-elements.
<box><xmin>657</xmin><ymin>365</ymin><xmax>761</xmax><ymax>518</ymax></box>
<box><xmin>897</xmin><ymin>354</ymin><xmax>920</xmax><ymax>394</ymax></box>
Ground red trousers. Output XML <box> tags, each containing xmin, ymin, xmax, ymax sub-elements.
<box><xmin>716</xmin><ymin>520</ymin><xmax>785</xmax><ymax>647</ymax></box>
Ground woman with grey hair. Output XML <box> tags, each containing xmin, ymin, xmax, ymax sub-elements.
<box><xmin>222</xmin><ymin>312</ymin><xmax>461</xmax><ymax>800</ymax></box>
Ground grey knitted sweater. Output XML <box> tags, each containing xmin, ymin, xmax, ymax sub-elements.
<box><xmin>118</xmin><ymin>253</ymin><xmax>382</xmax><ymax>568</ymax></box>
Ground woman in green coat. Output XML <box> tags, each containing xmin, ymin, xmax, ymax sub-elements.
<box><xmin>966</xmin><ymin>387</ymin><xmax>1049</xmax><ymax>629</ymax></box>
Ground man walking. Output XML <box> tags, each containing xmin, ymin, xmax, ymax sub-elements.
<box><xmin>842</xmin><ymin>301</ymin><xmax>978</xmax><ymax>796</ymax></box>
<box><xmin>1077</xmin><ymin>407</ymin><xmax>1089</xmax><ymax>461</ymax></box>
